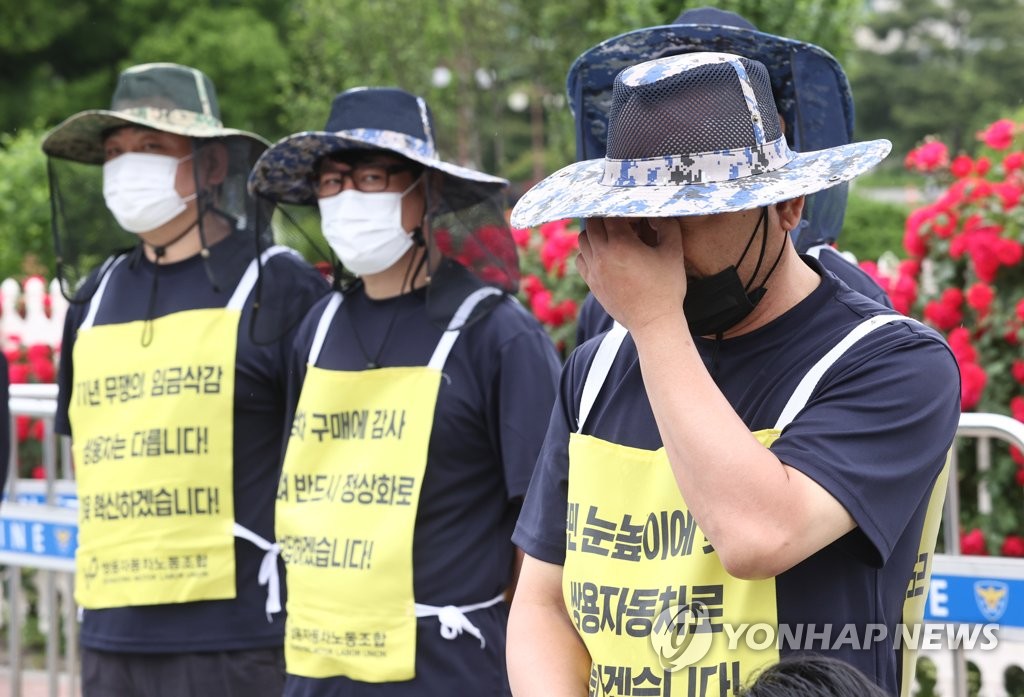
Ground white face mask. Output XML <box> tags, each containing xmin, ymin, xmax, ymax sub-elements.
<box><xmin>318</xmin><ymin>179</ymin><xmax>420</xmax><ymax>277</ymax></box>
<box><xmin>102</xmin><ymin>152</ymin><xmax>196</xmax><ymax>234</ymax></box>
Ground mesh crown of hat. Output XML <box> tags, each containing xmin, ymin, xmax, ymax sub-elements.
<box><xmin>606</xmin><ymin>55</ymin><xmax>781</xmax><ymax>160</ymax></box>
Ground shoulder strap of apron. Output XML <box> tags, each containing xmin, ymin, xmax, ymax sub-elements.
<box><xmin>226</xmin><ymin>245</ymin><xmax>294</xmax><ymax>312</ymax></box>
<box><xmin>577</xmin><ymin>321</ymin><xmax>628</xmax><ymax>433</ymax></box>
<box><xmin>308</xmin><ymin>292</ymin><xmax>344</xmax><ymax>366</ymax></box>
<box><xmin>774</xmin><ymin>314</ymin><xmax>911</xmax><ymax>431</ymax></box>
<box><xmin>80</xmin><ymin>254</ymin><xmax>129</xmax><ymax>330</ymax></box>
<box><xmin>427</xmin><ymin>286</ymin><xmax>503</xmax><ymax>371</ymax></box>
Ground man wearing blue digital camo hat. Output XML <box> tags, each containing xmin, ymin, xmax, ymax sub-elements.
<box><xmin>571</xmin><ymin>6</ymin><xmax>894</xmax><ymax>346</ymax></box>
<box><xmin>508</xmin><ymin>52</ymin><xmax>960</xmax><ymax>697</ymax></box>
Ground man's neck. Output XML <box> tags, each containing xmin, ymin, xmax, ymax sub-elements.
<box><xmin>361</xmin><ymin>246</ymin><xmax>430</xmax><ymax>300</ymax></box>
<box><xmin>717</xmin><ymin>245</ymin><xmax>820</xmax><ymax>339</ymax></box>
<box><xmin>139</xmin><ymin>212</ymin><xmax>231</xmax><ymax>264</ymax></box>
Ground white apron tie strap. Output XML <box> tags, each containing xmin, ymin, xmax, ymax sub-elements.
<box><xmin>227</xmin><ymin>245</ymin><xmax>294</xmax><ymax>311</ymax></box>
<box><xmin>80</xmin><ymin>254</ymin><xmax>128</xmax><ymax>330</ymax></box>
<box><xmin>577</xmin><ymin>322</ymin><xmax>628</xmax><ymax>433</ymax></box>
<box><xmin>233</xmin><ymin>523</ymin><xmax>282</xmax><ymax>622</ymax></box>
<box><xmin>428</xmin><ymin>287</ymin><xmax>503</xmax><ymax>371</ymax></box>
<box><xmin>308</xmin><ymin>292</ymin><xmax>344</xmax><ymax>365</ymax></box>
<box><xmin>413</xmin><ymin>592</ymin><xmax>506</xmax><ymax>648</ymax></box>
<box><xmin>774</xmin><ymin>314</ymin><xmax>910</xmax><ymax>431</ymax></box>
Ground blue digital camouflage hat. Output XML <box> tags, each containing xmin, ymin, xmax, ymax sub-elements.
<box><xmin>510</xmin><ymin>52</ymin><xmax>890</xmax><ymax>229</ymax></box>
<box><xmin>566</xmin><ymin>7</ymin><xmax>858</xmax><ymax>248</ymax></box>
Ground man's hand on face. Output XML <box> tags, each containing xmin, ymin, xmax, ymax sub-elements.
<box><xmin>576</xmin><ymin>217</ymin><xmax>687</xmax><ymax>334</ymax></box>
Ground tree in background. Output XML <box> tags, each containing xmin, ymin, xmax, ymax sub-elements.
<box><xmin>0</xmin><ymin>0</ymin><xmax>290</xmax><ymax>140</ymax></box>
<box><xmin>849</xmin><ymin>0</ymin><xmax>1024</xmax><ymax>157</ymax></box>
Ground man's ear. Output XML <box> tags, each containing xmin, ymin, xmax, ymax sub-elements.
<box><xmin>776</xmin><ymin>196</ymin><xmax>805</xmax><ymax>231</ymax></box>
<box><xmin>197</xmin><ymin>142</ymin><xmax>229</xmax><ymax>187</ymax></box>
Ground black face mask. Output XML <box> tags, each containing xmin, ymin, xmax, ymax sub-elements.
<box><xmin>682</xmin><ymin>207</ymin><xmax>785</xmax><ymax>337</ymax></box>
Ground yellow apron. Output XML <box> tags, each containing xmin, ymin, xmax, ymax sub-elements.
<box><xmin>70</xmin><ymin>247</ymin><xmax>291</xmax><ymax>615</ymax></box>
<box><xmin>278</xmin><ymin>286</ymin><xmax>504</xmax><ymax>681</ymax></box>
<box><xmin>565</xmin><ymin>315</ymin><xmax>940</xmax><ymax>697</ymax></box>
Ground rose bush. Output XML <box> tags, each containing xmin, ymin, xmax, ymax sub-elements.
<box><xmin>4</xmin><ymin>340</ymin><xmax>58</xmax><ymax>480</ymax></box>
<box><xmin>511</xmin><ymin>219</ymin><xmax>588</xmax><ymax>354</ymax></box>
<box><xmin>868</xmin><ymin>117</ymin><xmax>1024</xmax><ymax>557</ymax></box>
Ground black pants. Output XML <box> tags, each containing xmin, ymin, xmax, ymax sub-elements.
<box><xmin>82</xmin><ymin>647</ymin><xmax>285</xmax><ymax>697</ymax></box>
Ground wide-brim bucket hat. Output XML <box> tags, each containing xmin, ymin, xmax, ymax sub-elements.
<box><xmin>568</xmin><ymin>7</ymin><xmax>854</xmax><ymax>160</ymax></box>
<box><xmin>42</xmin><ymin>62</ymin><xmax>267</xmax><ymax>164</ymax></box>
<box><xmin>248</xmin><ymin>87</ymin><xmax>507</xmax><ymax>207</ymax></box>
<box><xmin>510</xmin><ymin>52</ymin><xmax>890</xmax><ymax>229</ymax></box>
<box><xmin>566</xmin><ymin>7</ymin><xmax>856</xmax><ymax>248</ymax></box>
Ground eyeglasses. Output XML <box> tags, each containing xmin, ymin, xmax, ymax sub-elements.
<box><xmin>313</xmin><ymin>163</ymin><xmax>414</xmax><ymax>197</ymax></box>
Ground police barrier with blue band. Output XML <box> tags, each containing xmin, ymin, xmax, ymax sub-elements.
<box><xmin>925</xmin><ymin>553</ymin><xmax>1024</xmax><ymax>639</ymax></box>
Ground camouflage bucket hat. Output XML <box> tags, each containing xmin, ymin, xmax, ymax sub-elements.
<box><xmin>248</xmin><ymin>86</ymin><xmax>506</xmax><ymax>207</ymax></box>
<box><xmin>42</xmin><ymin>62</ymin><xmax>267</xmax><ymax>164</ymax></box>
<box><xmin>567</xmin><ymin>7</ymin><xmax>855</xmax><ymax>159</ymax></box>
<box><xmin>510</xmin><ymin>52</ymin><xmax>890</xmax><ymax>229</ymax></box>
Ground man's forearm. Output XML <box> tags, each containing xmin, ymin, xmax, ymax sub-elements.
<box><xmin>508</xmin><ymin>556</ymin><xmax>591</xmax><ymax>696</ymax></box>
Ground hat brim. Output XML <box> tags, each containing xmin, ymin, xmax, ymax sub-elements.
<box><xmin>510</xmin><ymin>140</ymin><xmax>891</xmax><ymax>228</ymax></box>
<box><xmin>41</xmin><ymin>109</ymin><xmax>268</xmax><ymax>165</ymax></box>
<box><xmin>568</xmin><ymin>24</ymin><xmax>854</xmax><ymax>158</ymax></box>
<box><xmin>248</xmin><ymin>130</ymin><xmax>507</xmax><ymax>205</ymax></box>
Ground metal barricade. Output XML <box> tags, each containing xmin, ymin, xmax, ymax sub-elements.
<box><xmin>2</xmin><ymin>383</ymin><xmax>77</xmax><ymax>697</ymax></box>
<box><xmin>1</xmin><ymin>385</ymin><xmax>1023</xmax><ymax>696</ymax></box>
<box><xmin>921</xmin><ymin>412</ymin><xmax>1024</xmax><ymax>697</ymax></box>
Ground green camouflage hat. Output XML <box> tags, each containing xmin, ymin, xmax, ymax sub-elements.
<box><xmin>42</xmin><ymin>62</ymin><xmax>267</xmax><ymax>164</ymax></box>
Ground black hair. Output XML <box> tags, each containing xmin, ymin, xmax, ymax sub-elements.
<box><xmin>740</xmin><ymin>655</ymin><xmax>890</xmax><ymax>697</ymax></box>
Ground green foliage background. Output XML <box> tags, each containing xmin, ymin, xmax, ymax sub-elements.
<box><xmin>2</xmin><ymin>0</ymin><xmax>1023</xmax><ymax>281</ymax></box>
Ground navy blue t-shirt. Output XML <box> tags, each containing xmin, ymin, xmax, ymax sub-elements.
<box><xmin>576</xmin><ymin>248</ymin><xmax>893</xmax><ymax>345</ymax></box>
<box><xmin>55</xmin><ymin>232</ymin><xmax>329</xmax><ymax>653</ymax></box>
<box><xmin>283</xmin><ymin>273</ymin><xmax>561</xmax><ymax>697</ymax></box>
<box><xmin>515</xmin><ymin>258</ymin><xmax>960</xmax><ymax>695</ymax></box>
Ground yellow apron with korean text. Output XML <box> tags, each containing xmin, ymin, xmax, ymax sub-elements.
<box><xmin>565</xmin><ymin>316</ymin><xmax>925</xmax><ymax>697</ymax></box>
<box><xmin>277</xmin><ymin>287</ymin><xmax>501</xmax><ymax>681</ymax></box>
<box><xmin>70</xmin><ymin>249</ymin><xmax>290</xmax><ymax>611</ymax></box>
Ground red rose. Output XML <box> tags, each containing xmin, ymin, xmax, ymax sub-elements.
<box><xmin>1012</xmin><ymin>446</ymin><xmax>1024</xmax><ymax>466</ymax></box>
<box><xmin>911</xmin><ymin>140</ymin><xmax>950</xmax><ymax>171</ymax></box>
<box><xmin>432</xmin><ymin>229</ymin><xmax>453</xmax><ymax>255</ymax></box>
<box><xmin>902</xmin><ymin>226</ymin><xmax>928</xmax><ymax>258</ymax></box>
<box><xmin>974</xmin><ymin>156</ymin><xmax>992</xmax><ymax>176</ymax></box>
<box><xmin>555</xmin><ymin>298</ymin><xmax>578</xmax><ymax>324</ymax></box>
<box><xmin>950</xmin><ymin>155</ymin><xmax>974</xmax><ymax>178</ymax></box>
<box><xmin>966</xmin><ymin>283</ymin><xmax>995</xmax><ymax>313</ymax></box>
<box><xmin>9</xmin><ymin>363</ymin><xmax>30</xmax><ymax>384</ymax></box>
<box><xmin>521</xmin><ymin>274</ymin><xmax>545</xmax><ymax>299</ymax></box>
<box><xmin>15</xmin><ymin>415</ymin><xmax>30</xmax><ymax>442</ymax></box>
<box><xmin>1013</xmin><ymin>360</ymin><xmax>1024</xmax><ymax>384</ymax></box>
<box><xmin>997</xmin><ymin>238</ymin><xmax>1023</xmax><ymax>266</ymax></box>
<box><xmin>31</xmin><ymin>466</ymin><xmax>46</xmax><ymax>480</ymax></box>
<box><xmin>979</xmin><ymin>119</ymin><xmax>1016</xmax><ymax>150</ymax></box>
<box><xmin>1003</xmin><ymin>151</ymin><xmax>1024</xmax><ymax>172</ymax></box>
<box><xmin>3</xmin><ymin>347</ymin><xmax>21</xmax><ymax>364</ymax></box>
<box><xmin>1017</xmin><ymin>299</ymin><xmax>1024</xmax><ymax>321</ymax></box>
<box><xmin>1001</xmin><ymin>535</ymin><xmax>1024</xmax><ymax>557</ymax></box>
<box><xmin>959</xmin><ymin>362</ymin><xmax>987</xmax><ymax>411</ymax></box>
<box><xmin>29</xmin><ymin>357</ymin><xmax>55</xmax><ymax>383</ymax></box>
<box><xmin>924</xmin><ymin>301</ymin><xmax>961</xmax><ymax>331</ymax></box>
<box><xmin>993</xmin><ymin>182</ymin><xmax>1023</xmax><ymax>211</ymax></box>
<box><xmin>1011</xmin><ymin>395</ymin><xmax>1024</xmax><ymax>422</ymax></box>
<box><xmin>511</xmin><ymin>226</ymin><xmax>531</xmax><ymax>249</ymax></box>
<box><xmin>539</xmin><ymin>219</ymin><xmax>570</xmax><ymax>240</ymax></box>
<box><xmin>30</xmin><ymin>419</ymin><xmax>44</xmax><ymax>441</ymax></box>
<box><xmin>947</xmin><ymin>328</ymin><xmax>977</xmax><ymax>364</ymax></box>
<box><xmin>25</xmin><ymin>344</ymin><xmax>51</xmax><ymax>362</ymax></box>
<box><xmin>1017</xmin><ymin>466</ymin><xmax>1024</xmax><ymax>487</ymax></box>
<box><xmin>960</xmin><ymin>528</ymin><xmax>988</xmax><ymax>555</ymax></box>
